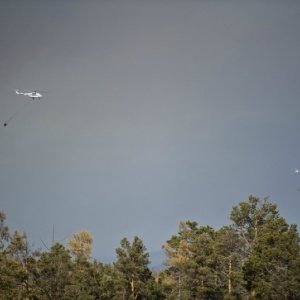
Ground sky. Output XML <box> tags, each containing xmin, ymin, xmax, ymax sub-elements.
<box><xmin>1</xmin><ymin>0</ymin><xmax>300</xmax><ymax>258</ymax></box>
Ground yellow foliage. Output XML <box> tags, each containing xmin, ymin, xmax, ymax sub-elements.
<box><xmin>68</xmin><ymin>229</ymin><xmax>93</xmax><ymax>259</ymax></box>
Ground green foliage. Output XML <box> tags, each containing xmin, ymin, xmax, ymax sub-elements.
<box><xmin>0</xmin><ymin>214</ymin><xmax>32</xmax><ymax>299</ymax></box>
<box><xmin>0</xmin><ymin>256</ymin><xmax>23</xmax><ymax>300</ymax></box>
<box><xmin>65</xmin><ymin>259</ymin><xmax>97</xmax><ymax>300</ymax></box>
<box><xmin>243</xmin><ymin>217</ymin><xmax>300</xmax><ymax>299</ymax></box>
<box><xmin>215</xmin><ymin>226</ymin><xmax>245</xmax><ymax>298</ymax></box>
<box><xmin>91</xmin><ymin>262</ymin><xmax>121</xmax><ymax>300</ymax></box>
<box><xmin>32</xmin><ymin>243</ymin><xmax>72</xmax><ymax>299</ymax></box>
<box><xmin>163</xmin><ymin>222</ymin><xmax>223</xmax><ymax>299</ymax></box>
<box><xmin>0</xmin><ymin>195</ymin><xmax>300</xmax><ymax>300</ymax></box>
<box><xmin>0</xmin><ymin>210</ymin><xmax>10</xmax><ymax>252</ymax></box>
<box><xmin>114</xmin><ymin>236</ymin><xmax>165</xmax><ymax>299</ymax></box>
<box><xmin>230</xmin><ymin>195</ymin><xmax>278</xmax><ymax>255</ymax></box>
<box><xmin>163</xmin><ymin>196</ymin><xmax>300</xmax><ymax>300</ymax></box>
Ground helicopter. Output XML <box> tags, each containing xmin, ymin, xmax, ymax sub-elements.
<box><xmin>293</xmin><ymin>169</ymin><xmax>300</xmax><ymax>191</ymax></box>
<box><xmin>3</xmin><ymin>90</ymin><xmax>47</xmax><ymax>127</ymax></box>
<box><xmin>15</xmin><ymin>89</ymin><xmax>43</xmax><ymax>100</ymax></box>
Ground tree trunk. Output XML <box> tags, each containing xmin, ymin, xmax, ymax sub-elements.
<box><xmin>228</xmin><ymin>255</ymin><xmax>232</xmax><ymax>294</ymax></box>
<box><xmin>130</xmin><ymin>278</ymin><xmax>135</xmax><ymax>299</ymax></box>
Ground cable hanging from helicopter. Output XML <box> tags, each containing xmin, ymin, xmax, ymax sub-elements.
<box><xmin>3</xmin><ymin>90</ymin><xmax>46</xmax><ymax>127</ymax></box>
<box><xmin>293</xmin><ymin>169</ymin><xmax>300</xmax><ymax>191</ymax></box>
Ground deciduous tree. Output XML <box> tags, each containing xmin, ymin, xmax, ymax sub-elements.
<box><xmin>68</xmin><ymin>229</ymin><xmax>93</xmax><ymax>260</ymax></box>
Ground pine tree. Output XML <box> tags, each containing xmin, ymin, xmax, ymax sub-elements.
<box><xmin>114</xmin><ymin>236</ymin><xmax>162</xmax><ymax>300</ymax></box>
<box><xmin>230</xmin><ymin>195</ymin><xmax>278</xmax><ymax>257</ymax></box>
<box><xmin>164</xmin><ymin>221</ymin><xmax>222</xmax><ymax>299</ymax></box>
<box><xmin>32</xmin><ymin>243</ymin><xmax>72</xmax><ymax>299</ymax></box>
<box><xmin>243</xmin><ymin>216</ymin><xmax>300</xmax><ymax>299</ymax></box>
<box><xmin>215</xmin><ymin>226</ymin><xmax>245</xmax><ymax>299</ymax></box>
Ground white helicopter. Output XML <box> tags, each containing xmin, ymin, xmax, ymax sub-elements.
<box><xmin>15</xmin><ymin>89</ymin><xmax>43</xmax><ymax>100</ymax></box>
<box><xmin>293</xmin><ymin>169</ymin><xmax>300</xmax><ymax>191</ymax></box>
<box><xmin>3</xmin><ymin>90</ymin><xmax>46</xmax><ymax>127</ymax></box>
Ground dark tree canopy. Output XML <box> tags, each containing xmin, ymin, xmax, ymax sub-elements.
<box><xmin>0</xmin><ymin>195</ymin><xmax>299</xmax><ymax>300</ymax></box>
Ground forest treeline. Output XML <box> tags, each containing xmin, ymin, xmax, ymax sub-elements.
<box><xmin>1</xmin><ymin>195</ymin><xmax>300</xmax><ymax>299</ymax></box>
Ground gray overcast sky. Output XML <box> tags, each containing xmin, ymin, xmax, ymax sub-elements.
<box><xmin>1</xmin><ymin>0</ymin><xmax>300</xmax><ymax>257</ymax></box>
